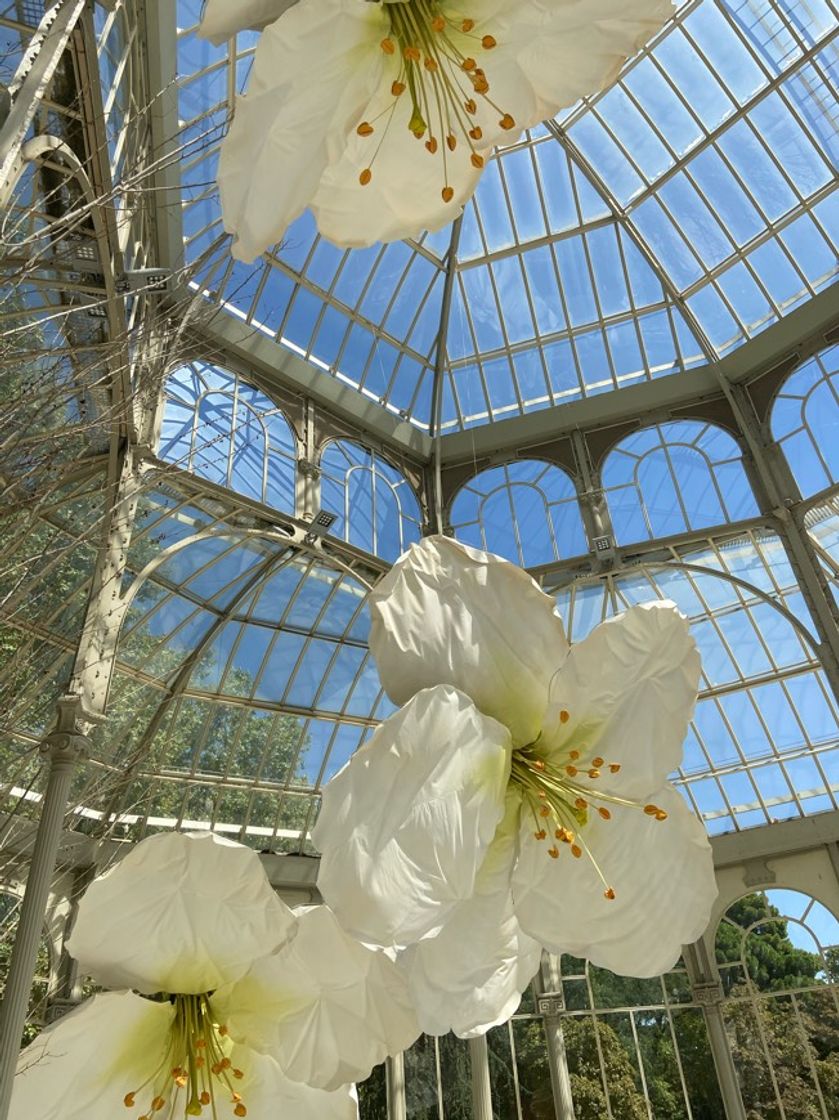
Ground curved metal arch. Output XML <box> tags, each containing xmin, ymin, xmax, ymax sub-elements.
<box><xmin>549</xmin><ymin>556</ymin><xmax>822</xmax><ymax>654</ymax></box>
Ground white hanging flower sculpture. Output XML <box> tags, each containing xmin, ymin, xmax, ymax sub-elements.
<box><xmin>11</xmin><ymin>832</ymin><xmax>418</xmax><ymax>1120</ymax></box>
<box><xmin>313</xmin><ymin>537</ymin><xmax>717</xmax><ymax>1035</ymax></box>
<box><xmin>198</xmin><ymin>0</ymin><xmax>673</xmax><ymax>258</ymax></box>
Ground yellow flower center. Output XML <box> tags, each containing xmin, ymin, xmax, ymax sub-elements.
<box><xmin>123</xmin><ymin>995</ymin><xmax>247</xmax><ymax>1119</ymax></box>
<box><xmin>355</xmin><ymin>0</ymin><xmax>516</xmax><ymax>199</ymax></box>
<box><xmin>510</xmin><ymin>709</ymin><xmax>669</xmax><ymax>901</ymax></box>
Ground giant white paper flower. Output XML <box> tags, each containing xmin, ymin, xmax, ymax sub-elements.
<box><xmin>11</xmin><ymin>832</ymin><xmax>418</xmax><ymax>1120</ymax></box>
<box><xmin>313</xmin><ymin>536</ymin><xmax>717</xmax><ymax>1035</ymax></box>
<box><xmin>199</xmin><ymin>0</ymin><xmax>672</xmax><ymax>258</ymax></box>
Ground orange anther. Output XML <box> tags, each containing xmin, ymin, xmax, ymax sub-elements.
<box><xmin>425</xmin><ymin>138</ymin><xmax>438</xmax><ymax>153</ymax></box>
<box><xmin>604</xmin><ymin>888</ymin><xmax>616</xmax><ymax>900</ymax></box>
<box><xmin>472</xmin><ymin>75</ymin><xmax>489</xmax><ymax>94</ymax></box>
<box><xmin>575</xmin><ymin>798</ymin><xmax>587</xmax><ymax>810</ymax></box>
<box><xmin>499</xmin><ymin>113</ymin><xmax>516</xmax><ymax>130</ymax></box>
<box><xmin>381</xmin><ymin>37</ymin><xmax>396</xmax><ymax>54</ymax></box>
<box><xmin>588</xmin><ymin>769</ymin><xmax>600</xmax><ymax>779</ymax></box>
<box><xmin>151</xmin><ymin>1099</ymin><xmax>165</xmax><ymax>1113</ymax></box>
<box><xmin>469</xmin><ymin>126</ymin><xmax>483</xmax><ymax>140</ymax></box>
<box><xmin>195</xmin><ymin>1040</ymin><xmax>206</xmax><ymax>1049</ymax></box>
<box><xmin>233</xmin><ymin>1070</ymin><xmax>244</xmax><ymax>1080</ymax></box>
<box><xmin>598</xmin><ymin>807</ymin><xmax>611</xmax><ymax>821</ymax></box>
<box><xmin>534</xmin><ymin>829</ymin><xmax>547</xmax><ymax>840</ymax></box>
<box><xmin>465</xmin><ymin>98</ymin><xmax>477</xmax><ymax>114</ymax></box>
<box><xmin>392</xmin><ymin>80</ymin><xmax>406</xmax><ymax>96</ymax></box>
<box><xmin>482</xmin><ymin>34</ymin><xmax>497</xmax><ymax>48</ymax></box>
<box><xmin>431</xmin><ymin>15</ymin><xmax>446</xmax><ymax>31</ymax></box>
<box><xmin>447</xmin><ymin>134</ymin><xmax>457</xmax><ymax>151</ymax></box>
<box><xmin>539</xmin><ymin>805</ymin><xmax>551</xmax><ymax>817</ymax></box>
<box><xmin>461</xmin><ymin>57</ymin><xmax>476</xmax><ymax>71</ymax></box>
<box><xmin>571</xmin><ymin>845</ymin><xmax>582</xmax><ymax>859</ymax></box>
<box><xmin>533</xmin><ymin>759</ymin><xmax>545</xmax><ymax>771</ymax></box>
<box><xmin>560</xmin><ymin>710</ymin><xmax>570</xmax><ymax>724</ymax></box>
<box><xmin>211</xmin><ymin>1063</ymin><xmax>223</xmax><ymax>1075</ymax></box>
<box><xmin>220</xmin><ymin>1058</ymin><xmax>231</xmax><ymax>1070</ymax></box>
<box><xmin>234</xmin><ymin>1107</ymin><xmax>247</xmax><ymax>1119</ymax></box>
<box><xmin>200</xmin><ymin>1093</ymin><xmax>211</xmax><ymax>1106</ymax></box>
<box><xmin>655</xmin><ymin>810</ymin><xmax>668</xmax><ymax>821</ymax></box>
<box><xmin>609</xmin><ymin>763</ymin><xmax>621</xmax><ymax>774</ymax></box>
<box><xmin>566</xmin><ymin>765</ymin><xmax>578</xmax><ymax>777</ymax></box>
<box><xmin>569</xmin><ymin>750</ymin><xmax>580</xmax><ymax>760</ymax></box>
<box><xmin>357</xmin><ymin>122</ymin><xmax>374</xmax><ymax>137</ymax></box>
<box><xmin>175</xmin><ymin>1076</ymin><xmax>188</xmax><ymax>1088</ymax></box>
<box><xmin>593</xmin><ymin>757</ymin><xmax>604</xmax><ymax>768</ymax></box>
<box><xmin>548</xmin><ymin>847</ymin><xmax>559</xmax><ymax>859</ymax></box>
<box><xmin>404</xmin><ymin>45</ymin><xmax>420</xmax><ymax>61</ymax></box>
<box><xmin>359</xmin><ymin>169</ymin><xmax>372</xmax><ymax>186</ymax></box>
<box><xmin>218</xmin><ymin>1025</ymin><xmax>228</xmax><ymax>1037</ymax></box>
<box><xmin>424</xmin><ymin>56</ymin><xmax>439</xmax><ymax>71</ymax></box>
<box><xmin>196</xmin><ymin>1057</ymin><xmax>205</xmax><ymax>1068</ymax></box>
<box><xmin>462</xmin><ymin>18</ymin><xmax>475</xmax><ymax>31</ymax></box>
<box><xmin>442</xmin><ymin>186</ymin><xmax>454</xmax><ymax>203</ymax></box>
<box><xmin>644</xmin><ymin>805</ymin><xmax>659</xmax><ymax>816</ymax></box>
<box><xmin>124</xmin><ymin>1093</ymin><xmax>136</xmax><ymax>1108</ymax></box>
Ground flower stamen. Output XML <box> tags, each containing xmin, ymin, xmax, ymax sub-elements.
<box><xmin>122</xmin><ymin>995</ymin><xmax>246</xmax><ymax>1119</ymax></box>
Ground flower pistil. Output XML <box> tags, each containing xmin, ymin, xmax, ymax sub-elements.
<box><xmin>511</xmin><ymin>710</ymin><xmax>669</xmax><ymax>901</ymax></box>
<box><xmin>356</xmin><ymin>0</ymin><xmax>516</xmax><ymax>200</ymax></box>
<box><xmin>123</xmin><ymin>995</ymin><xmax>246</xmax><ymax>1119</ymax></box>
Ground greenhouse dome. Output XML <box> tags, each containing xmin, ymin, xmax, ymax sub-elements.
<box><xmin>0</xmin><ymin>0</ymin><xmax>837</xmax><ymax>1118</ymax></box>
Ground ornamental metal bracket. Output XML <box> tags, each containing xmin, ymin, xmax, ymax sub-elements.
<box><xmin>297</xmin><ymin>457</ymin><xmax>322</xmax><ymax>481</ymax></box>
<box><xmin>536</xmin><ymin>991</ymin><xmax>566</xmax><ymax>1017</ymax></box>
<box><xmin>691</xmin><ymin>981</ymin><xmax>724</xmax><ymax>1008</ymax></box>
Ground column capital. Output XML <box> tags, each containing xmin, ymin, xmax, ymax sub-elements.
<box><xmin>39</xmin><ymin>695</ymin><xmax>97</xmax><ymax>764</ymax></box>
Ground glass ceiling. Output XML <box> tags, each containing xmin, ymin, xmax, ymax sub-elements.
<box><xmin>174</xmin><ymin>0</ymin><xmax>838</xmax><ymax>431</ymax></box>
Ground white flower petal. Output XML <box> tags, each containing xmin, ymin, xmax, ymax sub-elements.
<box><xmin>486</xmin><ymin>0</ymin><xmax>673</xmax><ymax>132</ymax></box>
<box><xmin>368</xmin><ymin>536</ymin><xmax>568</xmax><ymax>747</ymax></box>
<box><xmin>217</xmin><ymin>906</ymin><xmax>418</xmax><ymax>1090</ymax></box>
<box><xmin>219</xmin><ymin>0</ymin><xmax>387</xmax><ymax>262</ymax></box>
<box><xmin>543</xmin><ymin>602</ymin><xmax>700</xmax><ymax>799</ymax></box>
<box><xmin>11</xmin><ymin>992</ymin><xmax>173</xmax><ymax>1120</ymax></box>
<box><xmin>198</xmin><ymin>0</ymin><xmax>297</xmax><ymax>44</ymax></box>
<box><xmin>399</xmin><ymin>791</ymin><xmax>541</xmax><ymax>1037</ymax></box>
<box><xmin>67</xmin><ymin>831</ymin><xmax>296</xmax><ymax>994</ymax></box>
<box><xmin>313</xmin><ymin>683</ymin><xmax>511</xmax><ymax>946</ymax></box>
<box><xmin>512</xmin><ymin>785</ymin><xmax>716</xmax><ymax>977</ymax></box>
<box><xmin>227</xmin><ymin>1044</ymin><xmax>359</xmax><ymax>1120</ymax></box>
<box><xmin>311</xmin><ymin>97</ymin><xmax>486</xmax><ymax>249</ymax></box>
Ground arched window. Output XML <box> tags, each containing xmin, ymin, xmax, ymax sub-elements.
<box><xmin>450</xmin><ymin>460</ymin><xmax>587</xmax><ymax>567</ymax></box>
<box><xmin>159</xmin><ymin>362</ymin><xmax>297</xmax><ymax>513</ymax></box>
<box><xmin>771</xmin><ymin>343</ymin><xmax>839</xmax><ymax>497</ymax></box>
<box><xmin>715</xmin><ymin>889</ymin><xmax>839</xmax><ymax>1120</ymax></box>
<box><xmin>603</xmin><ymin>420</ymin><xmax>759</xmax><ymax>544</ymax></box>
<box><xmin>319</xmin><ymin>441</ymin><xmax>422</xmax><ymax>563</ymax></box>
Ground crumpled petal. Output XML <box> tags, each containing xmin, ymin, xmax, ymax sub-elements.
<box><xmin>198</xmin><ymin>0</ymin><xmax>297</xmax><ymax>44</ymax></box>
<box><xmin>67</xmin><ymin>831</ymin><xmax>296</xmax><ymax>994</ymax></box>
<box><xmin>216</xmin><ymin>906</ymin><xmax>419</xmax><ymax>1090</ymax></box>
<box><xmin>226</xmin><ymin>1043</ymin><xmax>360</xmax><ymax>1119</ymax></box>
<box><xmin>313</xmin><ymin>683</ymin><xmax>511</xmax><ymax>947</ymax></box>
<box><xmin>368</xmin><ymin>536</ymin><xmax>568</xmax><ymax>748</ymax></box>
<box><xmin>219</xmin><ymin>0</ymin><xmax>387</xmax><ymax>262</ymax></box>
<box><xmin>398</xmin><ymin>790</ymin><xmax>541</xmax><ymax>1037</ymax></box>
<box><xmin>11</xmin><ymin>992</ymin><xmax>174</xmax><ymax>1120</ymax></box>
<box><xmin>512</xmin><ymin>785</ymin><xmax>716</xmax><ymax>977</ymax></box>
<box><xmin>541</xmin><ymin>602</ymin><xmax>700</xmax><ymax>800</ymax></box>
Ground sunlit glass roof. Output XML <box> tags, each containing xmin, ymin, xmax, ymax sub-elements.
<box><xmin>171</xmin><ymin>0</ymin><xmax>838</xmax><ymax>432</ymax></box>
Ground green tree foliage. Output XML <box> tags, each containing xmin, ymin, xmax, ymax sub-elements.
<box><xmin>717</xmin><ymin>894</ymin><xmax>839</xmax><ymax>1120</ymax></box>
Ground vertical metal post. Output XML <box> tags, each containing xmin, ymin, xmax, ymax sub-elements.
<box><xmin>0</xmin><ymin>698</ymin><xmax>91</xmax><ymax>1119</ymax></box>
<box><xmin>386</xmin><ymin>1053</ymin><xmax>407</xmax><ymax>1120</ymax></box>
<box><xmin>684</xmin><ymin>942</ymin><xmax>747</xmax><ymax>1120</ymax></box>
<box><xmin>536</xmin><ymin>954</ymin><xmax>577</xmax><ymax>1120</ymax></box>
<box><xmin>469</xmin><ymin>1035</ymin><xmax>494</xmax><ymax>1120</ymax></box>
